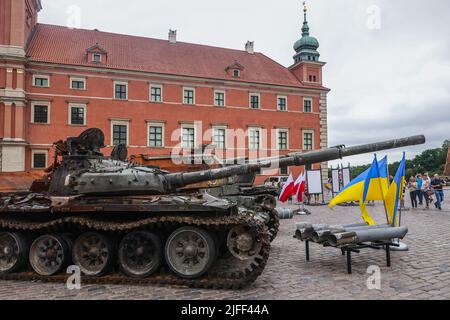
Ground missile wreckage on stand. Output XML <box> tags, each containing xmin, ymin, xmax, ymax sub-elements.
<box><xmin>0</xmin><ymin>128</ymin><xmax>425</xmax><ymax>288</ymax></box>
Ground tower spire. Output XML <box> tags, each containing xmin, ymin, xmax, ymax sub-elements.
<box><xmin>293</xmin><ymin>0</ymin><xmax>320</xmax><ymax>63</ymax></box>
<box><xmin>302</xmin><ymin>1</ymin><xmax>310</xmax><ymax>36</ymax></box>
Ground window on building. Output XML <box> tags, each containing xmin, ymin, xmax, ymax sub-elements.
<box><xmin>93</xmin><ymin>53</ymin><xmax>101</xmax><ymax>62</ymax></box>
<box><xmin>183</xmin><ymin>88</ymin><xmax>195</xmax><ymax>105</ymax></box>
<box><xmin>304</xmin><ymin>99</ymin><xmax>312</xmax><ymax>113</ymax></box>
<box><xmin>33</xmin><ymin>105</ymin><xmax>49</xmax><ymax>124</ymax></box>
<box><xmin>303</xmin><ymin>131</ymin><xmax>314</xmax><ymax>151</ymax></box>
<box><xmin>213</xmin><ymin>127</ymin><xmax>226</xmax><ymax>149</ymax></box>
<box><xmin>71</xmin><ymin>78</ymin><xmax>86</xmax><ymax>90</ymax></box>
<box><xmin>112</xmin><ymin>124</ymin><xmax>128</xmax><ymax>146</ymax></box>
<box><xmin>250</xmin><ymin>94</ymin><xmax>260</xmax><ymax>109</ymax></box>
<box><xmin>114</xmin><ymin>82</ymin><xmax>127</xmax><ymax>100</ymax></box>
<box><xmin>69</xmin><ymin>105</ymin><xmax>86</xmax><ymax>125</ymax></box>
<box><xmin>32</xmin><ymin>151</ymin><xmax>47</xmax><ymax>169</ymax></box>
<box><xmin>248</xmin><ymin>128</ymin><xmax>261</xmax><ymax>150</ymax></box>
<box><xmin>150</xmin><ymin>85</ymin><xmax>163</xmax><ymax>102</ymax></box>
<box><xmin>182</xmin><ymin>126</ymin><xmax>195</xmax><ymax>148</ymax></box>
<box><xmin>214</xmin><ymin>91</ymin><xmax>225</xmax><ymax>107</ymax></box>
<box><xmin>149</xmin><ymin>125</ymin><xmax>164</xmax><ymax>148</ymax></box>
<box><xmin>33</xmin><ymin>76</ymin><xmax>49</xmax><ymax>87</ymax></box>
<box><xmin>280</xmin><ymin>166</ymin><xmax>289</xmax><ymax>175</ymax></box>
<box><xmin>233</xmin><ymin>70</ymin><xmax>240</xmax><ymax>78</ymax></box>
<box><xmin>277</xmin><ymin>96</ymin><xmax>287</xmax><ymax>111</ymax></box>
<box><xmin>308</xmin><ymin>75</ymin><xmax>317</xmax><ymax>82</ymax></box>
<box><xmin>278</xmin><ymin>130</ymin><xmax>288</xmax><ymax>150</ymax></box>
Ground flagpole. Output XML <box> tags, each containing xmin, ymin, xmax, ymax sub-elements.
<box><xmin>375</xmin><ymin>154</ymin><xmax>390</xmax><ymax>224</ymax></box>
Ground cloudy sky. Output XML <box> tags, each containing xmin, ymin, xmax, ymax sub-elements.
<box><xmin>39</xmin><ymin>0</ymin><xmax>450</xmax><ymax>165</ymax></box>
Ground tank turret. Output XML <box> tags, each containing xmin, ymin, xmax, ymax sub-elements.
<box><xmin>49</xmin><ymin>129</ymin><xmax>425</xmax><ymax>196</ymax></box>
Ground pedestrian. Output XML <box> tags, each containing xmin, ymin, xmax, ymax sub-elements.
<box><xmin>407</xmin><ymin>176</ymin><xmax>418</xmax><ymax>209</ymax></box>
<box><xmin>431</xmin><ymin>174</ymin><xmax>445</xmax><ymax>210</ymax></box>
<box><xmin>416</xmin><ymin>174</ymin><xmax>423</xmax><ymax>205</ymax></box>
<box><xmin>421</xmin><ymin>174</ymin><xmax>431</xmax><ymax>209</ymax></box>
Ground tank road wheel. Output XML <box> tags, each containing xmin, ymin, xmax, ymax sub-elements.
<box><xmin>118</xmin><ymin>231</ymin><xmax>162</xmax><ymax>278</ymax></box>
<box><xmin>227</xmin><ymin>225</ymin><xmax>263</xmax><ymax>260</ymax></box>
<box><xmin>73</xmin><ymin>232</ymin><xmax>115</xmax><ymax>276</ymax></box>
<box><xmin>165</xmin><ymin>227</ymin><xmax>216</xmax><ymax>279</ymax></box>
<box><xmin>29</xmin><ymin>234</ymin><xmax>70</xmax><ymax>276</ymax></box>
<box><xmin>0</xmin><ymin>232</ymin><xmax>29</xmax><ymax>274</ymax></box>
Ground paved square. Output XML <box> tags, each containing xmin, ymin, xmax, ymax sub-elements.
<box><xmin>1</xmin><ymin>190</ymin><xmax>449</xmax><ymax>300</ymax></box>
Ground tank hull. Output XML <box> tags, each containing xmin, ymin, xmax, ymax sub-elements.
<box><xmin>0</xmin><ymin>193</ymin><xmax>270</xmax><ymax>289</ymax></box>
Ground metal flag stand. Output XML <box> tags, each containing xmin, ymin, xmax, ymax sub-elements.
<box><xmin>390</xmin><ymin>199</ymin><xmax>409</xmax><ymax>251</ymax></box>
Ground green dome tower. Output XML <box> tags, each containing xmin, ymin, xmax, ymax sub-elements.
<box><xmin>293</xmin><ymin>2</ymin><xmax>320</xmax><ymax>64</ymax></box>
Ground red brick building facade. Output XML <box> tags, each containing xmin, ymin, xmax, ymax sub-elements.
<box><xmin>0</xmin><ymin>0</ymin><xmax>329</xmax><ymax>183</ymax></box>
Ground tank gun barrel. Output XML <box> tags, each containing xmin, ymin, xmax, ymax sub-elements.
<box><xmin>166</xmin><ymin>135</ymin><xmax>425</xmax><ymax>189</ymax></box>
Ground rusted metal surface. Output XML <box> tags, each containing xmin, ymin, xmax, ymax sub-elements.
<box><xmin>0</xmin><ymin>172</ymin><xmax>45</xmax><ymax>193</ymax></box>
<box><xmin>0</xmin><ymin>209</ymin><xmax>270</xmax><ymax>289</ymax></box>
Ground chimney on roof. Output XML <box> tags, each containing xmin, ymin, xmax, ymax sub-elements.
<box><xmin>245</xmin><ymin>41</ymin><xmax>254</xmax><ymax>54</ymax></box>
<box><xmin>169</xmin><ymin>29</ymin><xmax>177</xmax><ymax>44</ymax></box>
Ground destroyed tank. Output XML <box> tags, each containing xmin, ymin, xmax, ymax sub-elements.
<box><xmin>0</xmin><ymin>129</ymin><xmax>425</xmax><ymax>289</ymax></box>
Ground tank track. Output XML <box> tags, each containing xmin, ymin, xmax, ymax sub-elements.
<box><xmin>267</xmin><ymin>209</ymin><xmax>280</xmax><ymax>242</ymax></box>
<box><xmin>0</xmin><ymin>213</ymin><xmax>270</xmax><ymax>290</ymax></box>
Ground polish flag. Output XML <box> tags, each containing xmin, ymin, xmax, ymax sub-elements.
<box><xmin>279</xmin><ymin>174</ymin><xmax>295</xmax><ymax>203</ymax></box>
<box><xmin>293</xmin><ymin>172</ymin><xmax>306</xmax><ymax>202</ymax></box>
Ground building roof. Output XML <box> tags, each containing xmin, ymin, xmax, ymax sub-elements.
<box><xmin>26</xmin><ymin>24</ymin><xmax>318</xmax><ymax>89</ymax></box>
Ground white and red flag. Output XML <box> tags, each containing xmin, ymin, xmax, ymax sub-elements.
<box><xmin>279</xmin><ymin>174</ymin><xmax>295</xmax><ymax>203</ymax></box>
<box><xmin>293</xmin><ymin>172</ymin><xmax>306</xmax><ymax>202</ymax></box>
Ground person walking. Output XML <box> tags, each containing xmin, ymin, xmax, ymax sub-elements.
<box><xmin>431</xmin><ymin>174</ymin><xmax>445</xmax><ymax>210</ymax></box>
<box><xmin>407</xmin><ymin>176</ymin><xmax>418</xmax><ymax>209</ymax></box>
<box><xmin>416</xmin><ymin>174</ymin><xmax>423</xmax><ymax>205</ymax></box>
<box><xmin>421</xmin><ymin>174</ymin><xmax>431</xmax><ymax>209</ymax></box>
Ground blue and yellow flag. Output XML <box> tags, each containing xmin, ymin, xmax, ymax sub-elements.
<box><xmin>329</xmin><ymin>155</ymin><xmax>387</xmax><ymax>226</ymax></box>
<box><xmin>385</xmin><ymin>153</ymin><xmax>406</xmax><ymax>227</ymax></box>
<box><xmin>329</xmin><ymin>156</ymin><xmax>387</xmax><ymax>207</ymax></box>
<box><xmin>364</xmin><ymin>156</ymin><xmax>389</xmax><ymax>201</ymax></box>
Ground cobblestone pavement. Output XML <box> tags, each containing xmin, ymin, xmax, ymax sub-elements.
<box><xmin>1</xmin><ymin>189</ymin><xmax>449</xmax><ymax>300</ymax></box>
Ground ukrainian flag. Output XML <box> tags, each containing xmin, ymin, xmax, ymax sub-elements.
<box><xmin>385</xmin><ymin>153</ymin><xmax>406</xmax><ymax>227</ymax></box>
<box><xmin>329</xmin><ymin>156</ymin><xmax>388</xmax><ymax>207</ymax></box>
<box><xmin>363</xmin><ymin>156</ymin><xmax>390</xmax><ymax>201</ymax></box>
<box><xmin>329</xmin><ymin>155</ymin><xmax>387</xmax><ymax>226</ymax></box>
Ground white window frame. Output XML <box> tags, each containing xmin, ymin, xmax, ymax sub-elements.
<box><xmin>183</xmin><ymin>87</ymin><xmax>196</xmax><ymax>105</ymax></box>
<box><xmin>68</xmin><ymin>103</ymin><xmax>87</xmax><ymax>126</ymax></box>
<box><xmin>93</xmin><ymin>53</ymin><xmax>102</xmax><ymax>63</ymax></box>
<box><xmin>303</xmin><ymin>98</ymin><xmax>313</xmax><ymax>113</ymax></box>
<box><xmin>32</xmin><ymin>74</ymin><xmax>50</xmax><ymax>88</ymax></box>
<box><xmin>147</xmin><ymin>122</ymin><xmax>165</xmax><ymax>148</ymax></box>
<box><xmin>277</xmin><ymin>95</ymin><xmax>288</xmax><ymax>111</ymax></box>
<box><xmin>31</xmin><ymin>101</ymin><xmax>51</xmax><ymax>124</ymax></box>
<box><xmin>114</xmin><ymin>81</ymin><xmax>128</xmax><ymax>100</ymax></box>
<box><xmin>214</xmin><ymin>90</ymin><xmax>226</xmax><ymax>107</ymax></box>
<box><xmin>212</xmin><ymin>126</ymin><xmax>227</xmax><ymax>149</ymax></box>
<box><xmin>31</xmin><ymin>150</ymin><xmax>48</xmax><ymax>169</ymax></box>
<box><xmin>181</xmin><ymin>124</ymin><xmax>197</xmax><ymax>149</ymax></box>
<box><xmin>248</xmin><ymin>127</ymin><xmax>262</xmax><ymax>150</ymax></box>
<box><xmin>303</xmin><ymin>129</ymin><xmax>315</xmax><ymax>151</ymax></box>
<box><xmin>149</xmin><ymin>84</ymin><xmax>164</xmax><ymax>103</ymax></box>
<box><xmin>111</xmin><ymin>120</ymin><xmax>130</xmax><ymax>146</ymax></box>
<box><xmin>70</xmin><ymin>77</ymin><xmax>86</xmax><ymax>90</ymax></box>
<box><xmin>233</xmin><ymin>69</ymin><xmax>240</xmax><ymax>78</ymax></box>
<box><xmin>249</xmin><ymin>93</ymin><xmax>260</xmax><ymax>109</ymax></box>
<box><xmin>276</xmin><ymin>129</ymin><xmax>289</xmax><ymax>151</ymax></box>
